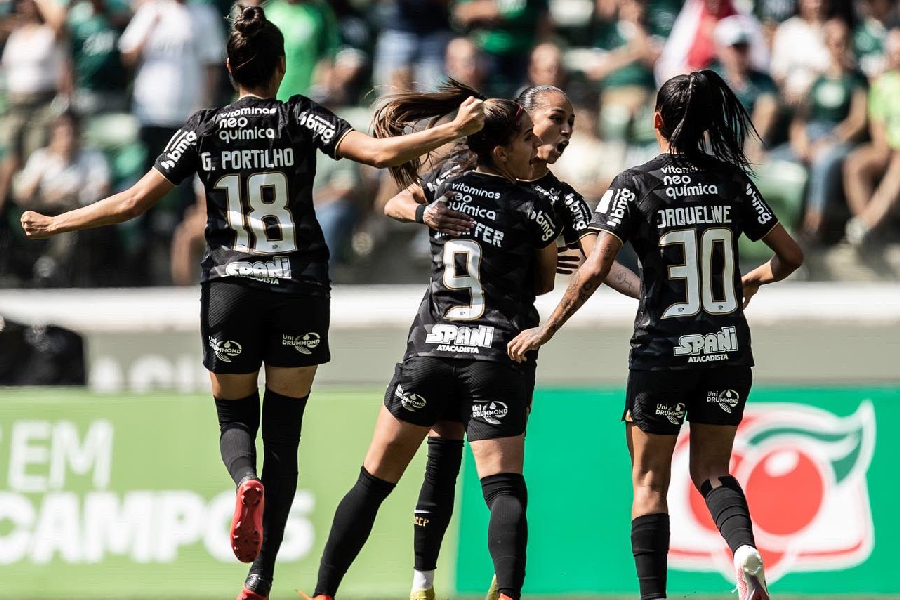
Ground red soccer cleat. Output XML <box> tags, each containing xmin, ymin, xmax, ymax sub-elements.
<box><xmin>735</xmin><ymin>546</ymin><xmax>770</xmax><ymax>600</ymax></box>
<box><xmin>237</xmin><ymin>588</ymin><xmax>267</xmax><ymax>600</ymax></box>
<box><xmin>296</xmin><ymin>593</ymin><xmax>334</xmax><ymax>600</ymax></box>
<box><xmin>230</xmin><ymin>478</ymin><xmax>265</xmax><ymax>562</ymax></box>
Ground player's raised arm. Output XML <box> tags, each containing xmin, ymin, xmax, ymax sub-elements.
<box><xmin>382</xmin><ymin>183</ymin><xmax>475</xmax><ymax>234</ymax></box>
<box><xmin>508</xmin><ymin>230</ymin><xmax>622</xmax><ymax>361</ymax></box>
<box><xmin>21</xmin><ymin>168</ymin><xmax>173</xmax><ymax>239</ymax></box>
<box><xmin>337</xmin><ymin>93</ymin><xmax>485</xmax><ymax>169</ymax></box>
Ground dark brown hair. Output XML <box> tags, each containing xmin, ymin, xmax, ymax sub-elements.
<box><xmin>371</xmin><ymin>79</ymin><xmax>527</xmax><ymax>188</ymax></box>
<box><xmin>227</xmin><ymin>5</ymin><xmax>285</xmax><ymax>90</ymax></box>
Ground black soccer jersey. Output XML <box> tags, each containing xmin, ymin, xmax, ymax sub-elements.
<box><xmin>526</xmin><ymin>171</ymin><xmax>593</xmax><ymax>244</ymax></box>
<box><xmin>154</xmin><ymin>94</ymin><xmax>353</xmax><ymax>296</ymax></box>
<box><xmin>590</xmin><ymin>154</ymin><xmax>779</xmax><ymax>370</ymax></box>
<box><xmin>405</xmin><ymin>167</ymin><xmax>558</xmax><ymax>365</ymax></box>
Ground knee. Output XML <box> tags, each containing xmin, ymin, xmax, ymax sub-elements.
<box><xmin>481</xmin><ymin>472</ymin><xmax>527</xmax><ymax>511</ymax></box>
<box><xmin>632</xmin><ymin>468</ymin><xmax>669</xmax><ymax>506</ymax></box>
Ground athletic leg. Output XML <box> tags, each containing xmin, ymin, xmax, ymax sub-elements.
<box><xmin>242</xmin><ymin>365</ymin><xmax>317</xmax><ymax>597</ymax></box>
<box><xmin>412</xmin><ymin>420</ymin><xmax>466</xmax><ymax>597</ymax></box>
<box><xmin>313</xmin><ymin>406</ymin><xmax>431</xmax><ymax>597</ymax></box>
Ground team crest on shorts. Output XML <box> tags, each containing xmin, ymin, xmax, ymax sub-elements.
<box><xmin>472</xmin><ymin>401</ymin><xmax>508</xmax><ymax>425</ymax></box>
<box><xmin>283</xmin><ymin>333</ymin><xmax>321</xmax><ymax>355</ymax></box>
<box><xmin>395</xmin><ymin>384</ymin><xmax>426</xmax><ymax>411</ymax></box>
<box><xmin>707</xmin><ymin>389</ymin><xmax>740</xmax><ymax>413</ymax></box>
<box><xmin>209</xmin><ymin>337</ymin><xmax>242</xmax><ymax>362</ymax></box>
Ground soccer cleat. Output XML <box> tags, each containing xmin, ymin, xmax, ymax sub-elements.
<box><xmin>498</xmin><ymin>595</ymin><xmax>516</xmax><ymax>600</ymax></box>
<box><xmin>484</xmin><ymin>575</ymin><xmax>498</xmax><ymax>600</ymax></box>
<box><xmin>734</xmin><ymin>546</ymin><xmax>770</xmax><ymax>600</ymax></box>
<box><xmin>237</xmin><ymin>588</ymin><xmax>267</xmax><ymax>600</ymax></box>
<box><xmin>230</xmin><ymin>478</ymin><xmax>265</xmax><ymax>563</ymax></box>
<box><xmin>409</xmin><ymin>588</ymin><xmax>435</xmax><ymax>600</ymax></box>
<box><xmin>296</xmin><ymin>593</ymin><xmax>333</xmax><ymax>600</ymax></box>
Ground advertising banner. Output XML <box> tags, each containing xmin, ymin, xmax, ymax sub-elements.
<box><xmin>455</xmin><ymin>388</ymin><xmax>898</xmax><ymax>596</ymax></box>
<box><xmin>0</xmin><ymin>390</ymin><xmax>438</xmax><ymax>599</ymax></box>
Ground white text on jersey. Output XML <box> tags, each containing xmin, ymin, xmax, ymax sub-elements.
<box><xmin>657</xmin><ymin>205</ymin><xmax>732</xmax><ymax>229</ymax></box>
<box><xmin>225</xmin><ymin>257</ymin><xmax>291</xmax><ymax>284</ymax></box>
<box><xmin>673</xmin><ymin>326</ymin><xmax>738</xmax><ymax>362</ymax></box>
<box><xmin>426</xmin><ymin>324</ymin><xmax>495</xmax><ymax>353</ymax></box>
<box><xmin>215</xmin><ymin>148</ymin><xmax>295</xmax><ymax>171</ymax></box>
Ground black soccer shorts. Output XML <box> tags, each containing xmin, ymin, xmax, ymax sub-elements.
<box><xmin>383</xmin><ymin>356</ymin><xmax>530</xmax><ymax>441</ymax></box>
<box><xmin>200</xmin><ymin>279</ymin><xmax>330</xmax><ymax>374</ymax></box>
<box><xmin>623</xmin><ymin>366</ymin><xmax>753</xmax><ymax>435</ymax></box>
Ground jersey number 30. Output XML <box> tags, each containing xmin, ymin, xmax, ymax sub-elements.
<box><xmin>660</xmin><ymin>227</ymin><xmax>737</xmax><ymax>318</ymax></box>
<box><xmin>215</xmin><ymin>172</ymin><xmax>297</xmax><ymax>253</ymax></box>
<box><xmin>443</xmin><ymin>240</ymin><xmax>485</xmax><ymax>320</ymax></box>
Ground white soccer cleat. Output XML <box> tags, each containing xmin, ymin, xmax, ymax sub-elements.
<box><xmin>734</xmin><ymin>545</ymin><xmax>770</xmax><ymax>600</ymax></box>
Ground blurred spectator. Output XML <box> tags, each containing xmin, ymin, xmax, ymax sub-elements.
<box><xmin>452</xmin><ymin>0</ymin><xmax>550</xmax><ymax>98</ymax></box>
<box><xmin>66</xmin><ymin>0</ymin><xmax>131</xmax><ymax>115</ymax></box>
<box><xmin>595</xmin><ymin>0</ymin><xmax>682</xmax><ymax>39</ymax></box>
<box><xmin>777</xmin><ymin>19</ymin><xmax>868</xmax><ymax>242</ymax></box>
<box><xmin>844</xmin><ymin>27</ymin><xmax>900</xmax><ymax>246</ymax></box>
<box><xmin>655</xmin><ymin>0</ymin><xmax>768</xmax><ymax>84</ymax></box>
<box><xmin>373</xmin><ymin>0</ymin><xmax>451</xmax><ymax>93</ymax></box>
<box><xmin>770</xmin><ymin>0</ymin><xmax>830</xmax><ymax>105</ymax></box>
<box><xmin>264</xmin><ymin>0</ymin><xmax>340</xmax><ymax>99</ymax></box>
<box><xmin>853</xmin><ymin>0</ymin><xmax>898</xmax><ymax>79</ymax></box>
<box><xmin>10</xmin><ymin>111</ymin><xmax>112</xmax><ymax>285</ymax></box>
<box><xmin>0</xmin><ymin>0</ymin><xmax>69</xmax><ymax>213</ymax></box>
<box><xmin>526</xmin><ymin>41</ymin><xmax>566</xmax><ymax>88</ymax></box>
<box><xmin>311</xmin><ymin>47</ymin><xmax>369</xmax><ymax>107</ymax></box>
<box><xmin>587</xmin><ymin>0</ymin><xmax>661</xmax><ymax>136</ymax></box>
<box><xmin>753</xmin><ymin>0</ymin><xmax>798</xmax><ymax>41</ymax></box>
<box><xmin>445</xmin><ymin>35</ymin><xmax>486</xmax><ymax>89</ymax></box>
<box><xmin>117</xmin><ymin>0</ymin><xmax>223</xmax><ymax>283</ymax></box>
<box><xmin>712</xmin><ymin>15</ymin><xmax>779</xmax><ymax>159</ymax></box>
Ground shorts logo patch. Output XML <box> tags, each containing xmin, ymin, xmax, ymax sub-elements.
<box><xmin>472</xmin><ymin>401</ymin><xmax>508</xmax><ymax>425</ymax></box>
<box><xmin>707</xmin><ymin>389</ymin><xmax>740</xmax><ymax>413</ymax></box>
<box><xmin>283</xmin><ymin>332</ymin><xmax>321</xmax><ymax>355</ymax></box>
<box><xmin>209</xmin><ymin>337</ymin><xmax>242</xmax><ymax>363</ymax></box>
<box><xmin>655</xmin><ymin>402</ymin><xmax>686</xmax><ymax>425</ymax></box>
<box><xmin>395</xmin><ymin>384</ymin><xmax>426</xmax><ymax>411</ymax></box>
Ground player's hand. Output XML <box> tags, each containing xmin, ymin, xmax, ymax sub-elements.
<box><xmin>424</xmin><ymin>197</ymin><xmax>475</xmax><ymax>234</ymax></box>
<box><xmin>741</xmin><ymin>278</ymin><xmax>760</xmax><ymax>309</ymax></box>
<box><xmin>452</xmin><ymin>96</ymin><xmax>485</xmax><ymax>137</ymax></box>
<box><xmin>507</xmin><ymin>326</ymin><xmax>552</xmax><ymax>363</ymax></box>
<box><xmin>556</xmin><ymin>242</ymin><xmax>584</xmax><ymax>275</ymax></box>
<box><xmin>20</xmin><ymin>211</ymin><xmax>56</xmax><ymax>239</ymax></box>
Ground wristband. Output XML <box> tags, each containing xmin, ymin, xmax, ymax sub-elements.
<box><xmin>415</xmin><ymin>204</ymin><xmax>427</xmax><ymax>224</ymax></box>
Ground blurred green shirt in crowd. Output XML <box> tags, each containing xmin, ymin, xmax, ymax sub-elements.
<box><xmin>806</xmin><ymin>70</ymin><xmax>868</xmax><ymax>124</ymax></box>
<box><xmin>68</xmin><ymin>0</ymin><xmax>130</xmax><ymax>93</ymax></box>
<box><xmin>454</xmin><ymin>0</ymin><xmax>547</xmax><ymax>55</ymax></box>
<box><xmin>264</xmin><ymin>0</ymin><xmax>340</xmax><ymax>101</ymax></box>
<box><xmin>869</xmin><ymin>70</ymin><xmax>900</xmax><ymax>149</ymax></box>
<box><xmin>710</xmin><ymin>62</ymin><xmax>778</xmax><ymax>114</ymax></box>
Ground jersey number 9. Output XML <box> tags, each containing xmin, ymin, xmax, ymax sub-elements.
<box><xmin>660</xmin><ymin>227</ymin><xmax>737</xmax><ymax>318</ymax></box>
<box><xmin>215</xmin><ymin>172</ymin><xmax>297</xmax><ymax>253</ymax></box>
<box><xmin>442</xmin><ymin>240</ymin><xmax>485</xmax><ymax>320</ymax></box>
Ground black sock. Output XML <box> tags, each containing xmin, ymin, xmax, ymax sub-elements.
<box><xmin>414</xmin><ymin>437</ymin><xmax>464</xmax><ymax>571</ymax></box>
<box><xmin>314</xmin><ymin>467</ymin><xmax>396</xmax><ymax>597</ymax></box>
<box><xmin>701</xmin><ymin>475</ymin><xmax>756</xmax><ymax>554</ymax></box>
<box><xmin>247</xmin><ymin>389</ymin><xmax>309</xmax><ymax>586</ymax></box>
<box><xmin>631</xmin><ymin>513</ymin><xmax>669</xmax><ymax>600</ymax></box>
<box><xmin>481</xmin><ymin>473</ymin><xmax>528</xmax><ymax>600</ymax></box>
<box><xmin>215</xmin><ymin>391</ymin><xmax>260</xmax><ymax>485</ymax></box>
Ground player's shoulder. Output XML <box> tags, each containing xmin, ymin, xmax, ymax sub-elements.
<box><xmin>183</xmin><ymin>107</ymin><xmax>223</xmax><ymax>134</ymax></box>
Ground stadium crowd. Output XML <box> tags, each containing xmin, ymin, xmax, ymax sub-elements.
<box><xmin>0</xmin><ymin>0</ymin><xmax>898</xmax><ymax>287</ymax></box>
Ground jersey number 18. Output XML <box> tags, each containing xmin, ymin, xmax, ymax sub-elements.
<box><xmin>215</xmin><ymin>172</ymin><xmax>297</xmax><ymax>253</ymax></box>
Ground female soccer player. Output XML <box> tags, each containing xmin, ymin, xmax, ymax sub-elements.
<box><xmin>384</xmin><ymin>84</ymin><xmax>641</xmax><ymax>600</ymax></box>
<box><xmin>301</xmin><ymin>82</ymin><xmax>556</xmax><ymax>600</ymax></box>
<box><xmin>508</xmin><ymin>70</ymin><xmax>804</xmax><ymax>600</ymax></box>
<box><xmin>20</xmin><ymin>6</ymin><xmax>484</xmax><ymax>600</ymax></box>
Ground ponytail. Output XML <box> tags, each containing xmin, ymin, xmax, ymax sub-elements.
<box><xmin>372</xmin><ymin>79</ymin><xmax>486</xmax><ymax>188</ymax></box>
<box><xmin>655</xmin><ymin>70</ymin><xmax>758</xmax><ymax>173</ymax></box>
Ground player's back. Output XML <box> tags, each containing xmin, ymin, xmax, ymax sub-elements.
<box><xmin>592</xmin><ymin>153</ymin><xmax>779</xmax><ymax>370</ymax></box>
<box><xmin>154</xmin><ymin>94</ymin><xmax>352</xmax><ymax>295</ymax></box>
<box><xmin>405</xmin><ymin>168</ymin><xmax>557</xmax><ymax>364</ymax></box>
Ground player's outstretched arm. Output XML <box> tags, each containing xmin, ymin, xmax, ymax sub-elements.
<box><xmin>740</xmin><ymin>224</ymin><xmax>804</xmax><ymax>308</ymax></box>
<box><xmin>21</xmin><ymin>169</ymin><xmax>174</xmax><ymax>239</ymax></box>
<box><xmin>508</xmin><ymin>231</ymin><xmax>622</xmax><ymax>362</ymax></box>
<box><xmin>337</xmin><ymin>97</ymin><xmax>484</xmax><ymax>168</ymax></box>
<box><xmin>578</xmin><ymin>232</ymin><xmax>640</xmax><ymax>298</ymax></box>
<box><xmin>383</xmin><ymin>185</ymin><xmax>475</xmax><ymax>234</ymax></box>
